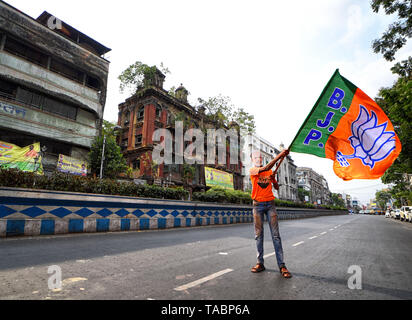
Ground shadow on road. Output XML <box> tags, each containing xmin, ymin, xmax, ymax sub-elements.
<box><xmin>292</xmin><ymin>272</ymin><xmax>412</xmax><ymax>300</ymax></box>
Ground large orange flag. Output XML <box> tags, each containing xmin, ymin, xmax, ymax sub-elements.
<box><xmin>290</xmin><ymin>69</ymin><xmax>402</xmax><ymax>181</ymax></box>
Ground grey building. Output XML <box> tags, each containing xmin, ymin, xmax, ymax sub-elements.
<box><xmin>0</xmin><ymin>1</ymin><xmax>110</xmax><ymax>172</ymax></box>
<box><xmin>296</xmin><ymin>167</ymin><xmax>331</xmax><ymax>205</ymax></box>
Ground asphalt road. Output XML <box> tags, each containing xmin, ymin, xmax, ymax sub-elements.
<box><xmin>1</xmin><ymin>214</ymin><xmax>412</xmax><ymax>300</ymax></box>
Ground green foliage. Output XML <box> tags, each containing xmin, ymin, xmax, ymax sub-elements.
<box><xmin>376</xmin><ymin>74</ymin><xmax>412</xmax><ymax>206</ymax></box>
<box><xmin>375</xmin><ymin>189</ymin><xmax>392</xmax><ymax>209</ymax></box>
<box><xmin>371</xmin><ymin>0</ymin><xmax>412</xmax><ymax>62</ymax></box>
<box><xmin>118</xmin><ymin>61</ymin><xmax>170</xmax><ymax>94</ymax></box>
<box><xmin>88</xmin><ymin>120</ymin><xmax>127</xmax><ymax>179</ymax></box>
<box><xmin>197</xmin><ymin>95</ymin><xmax>256</xmax><ymax>134</ymax></box>
<box><xmin>0</xmin><ymin>168</ymin><xmax>189</xmax><ymax>200</ymax></box>
<box><xmin>193</xmin><ymin>186</ymin><xmax>252</xmax><ymax>205</ymax></box>
<box><xmin>330</xmin><ymin>193</ymin><xmax>346</xmax><ymax>208</ymax></box>
<box><xmin>182</xmin><ymin>164</ymin><xmax>196</xmax><ymax>183</ymax></box>
<box><xmin>192</xmin><ymin>187</ymin><xmax>346</xmax><ymax>210</ymax></box>
<box><xmin>297</xmin><ymin>186</ymin><xmax>310</xmax><ymax>202</ymax></box>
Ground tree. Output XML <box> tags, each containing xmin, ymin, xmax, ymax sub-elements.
<box><xmin>371</xmin><ymin>0</ymin><xmax>412</xmax><ymax>62</ymax></box>
<box><xmin>196</xmin><ymin>94</ymin><xmax>256</xmax><ymax>134</ymax></box>
<box><xmin>375</xmin><ymin>189</ymin><xmax>392</xmax><ymax>209</ymax></box>
<box><xmin>89</xmin><ymin>121</ymin><xmax>127</xmax><ymax>179</ymax></box>
<box><xmin>118</xmin><ymin>61</ymin><xmax>170</xmax><ymax>94</ymax></box>
<box><xmin>298</xmin><ymin>186</ymin><xmax>310</xmax><ymax>202</ymax></box>
<box><xmin>331</xmin><ymin>193</ymin><xmax>346</xmax><ymax>208</ymax></box>
<box><xmin>375</xmin><ymin>71</ymin><xmax>412</xmax><ymax>206</ymax></box>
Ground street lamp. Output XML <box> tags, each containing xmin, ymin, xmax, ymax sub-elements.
<box><xmin>100</xmin><ymin>125</ymin><xmax>122</xmax><ymax>179</ymax></box>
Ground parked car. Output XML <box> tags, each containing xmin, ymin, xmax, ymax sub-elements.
<box><xmin>400</xmin><ymin>206</ymin><xmax>412</xmax><ymax>222</ymax></box>
<box><xmin>359</xmin><ymin>210</ymin><xmax>365</xmax><ymax>214</ymax></box>
<box><xmin>385</xmin><ymin>210</ymin><xmax>391</xmax><ymax>218</ymax></box>
<box><xmin>391</xmin><ymin>209</ymin><xmax>401</xmax><ymax>219</ymax></box>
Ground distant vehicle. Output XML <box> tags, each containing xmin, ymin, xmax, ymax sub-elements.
<box><xmin>385</xmin><ymin>210</ymin><xmax>391</xmax><ymax>218</ymax></box>
<box><xmin>359</xmin><ymin>210</ymin><xmax>365</xmax><ymax>214</ymax></box>
<box><xmin>400</xmin><ymin>206</ymin><xmax>412</xmax><ymax>222</ymax></box>
<box><xmin>376</xmin><ymin>209</ymin><xmax>384</xmax><ymax>215</ymax></box>
<box><xmin>365</xmin><ymin>209</ymin><xmax>370</xmax><ymax>215</ymax></box>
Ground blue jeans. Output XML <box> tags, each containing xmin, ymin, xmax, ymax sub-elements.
<box><xmin>253</xmin><ymin>200</ymin><xmax>285</xmax><ymax>269</ymax></box>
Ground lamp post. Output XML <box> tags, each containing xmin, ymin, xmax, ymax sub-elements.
<box><xmin>100</xmin><ymin>125</ymin><xmax>122</xmax><ymax>179</ymax></box>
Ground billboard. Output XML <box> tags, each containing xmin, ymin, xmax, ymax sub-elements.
<box><xmin>0</xmin><ymin>140</ymin><xmax>43</xmax><ymax>175</ymax></box>
<box><xmin>57</xmin><ymin>154</ymin><xmax>88</xmax><ymax>176</ymax></box>
<box><xmin>205</xmin><ymin>167</ymin><xmax>234</xmax><ymax>190</ymax></box>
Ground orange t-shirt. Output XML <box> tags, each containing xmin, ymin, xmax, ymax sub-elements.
<box><xmin>249</xmin><ymin>167</ymin><xmax>275</xmax><ymax>202</ymax></box>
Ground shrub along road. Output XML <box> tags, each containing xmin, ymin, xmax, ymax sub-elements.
<box><xmin>0</xmin><ymin>214</ymin><xmax>411</xmax><ymax>300</ymax></box>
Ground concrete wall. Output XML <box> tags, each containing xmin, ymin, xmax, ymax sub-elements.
<box><xmin>0</xmin><ymin>187</ymin><xmax>347</xmax><ymax>238</ymax></box>
<box><xmin>0</xmin><ymin>98</ymin><xmax>97</xmax><ymax>148</ymax></box>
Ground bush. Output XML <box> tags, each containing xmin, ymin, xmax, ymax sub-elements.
<box><xmin>0</xmin><ymin>168</ymin><xmax>189</xmax><ymax>200</ymax></box>
<box><xmin>193</xmin><ymin>186</ymin><xmax>346</xmax><ymax>210</ymax></box>
<box><xmin>193</xmin><ymin>187</ymin><xmax>252</xmax><ymax>205</ymax></box>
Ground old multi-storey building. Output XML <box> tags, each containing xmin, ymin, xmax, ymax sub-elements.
<box><xmin>296</xmin><ymin>167</ymin><xmax>331</xmax><ymax>205</ymax></box>
<box><xmin>0</xmin><ymin>1</ymin><xmax>110</xmax><ymax>172</ymax></box>
<box><xmin>277</xmin><ymin>143</ymin><xmax>298</xmax><ymax>202</ymax></box>
<box><xmin>117</xmin><ymin>69</ymin><xmax>243</xmax><ymax>191</ymax></box>
<box><xmin>242</xmin><ymin>135</ymin><xmax>297</xmax><ymax>201</ymax></box>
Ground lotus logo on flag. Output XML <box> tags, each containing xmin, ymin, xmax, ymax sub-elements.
<box><xmin>337</xmin><ymin>105</ymin><xmax>396</xmax><ymax>169</ymax></box>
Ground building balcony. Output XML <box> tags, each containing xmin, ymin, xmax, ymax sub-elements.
<box><xmin>0</xmin><ymin>51</ymin><xmax>102</xmax><ymax>117</ymax></box>
<box><xmin>0</xmin><ymin>94</ymin><xmax>97</xmax><ymax>148</ymax></box>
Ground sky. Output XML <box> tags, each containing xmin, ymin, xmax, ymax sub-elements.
<box><xmin>6</xmin><ymin>0</ymin><xmax>411</xmax><ymax>206</ymax></box>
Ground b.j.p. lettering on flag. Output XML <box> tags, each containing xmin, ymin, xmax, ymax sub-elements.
<box><xmin>289</xmin><ymin>69</ymin><xmax>401</xmax><ymax>181</ymax></box>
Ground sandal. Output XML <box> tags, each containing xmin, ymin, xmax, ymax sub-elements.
<box><xmin>251</xmin><ymin>263</ymin><xmax>265</xmax><ymax>273</ymax></box>
<box><xmin>280</xmin><ymin>266</ymin><xmax>292</xmax><ymax>278</ymax></box>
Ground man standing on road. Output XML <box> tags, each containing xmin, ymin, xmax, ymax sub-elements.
<box><xmin>249</xmin><ymin>149</ymin><xmax>292</xmax><ymax>278</ymax></box>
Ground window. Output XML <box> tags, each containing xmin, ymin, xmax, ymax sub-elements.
<box><xmin>43</xmin><ymin>97</ymin><xmax>77</xmax><ymax>120</ymax></box>
<box><xmin>135</xmin><ymin>135</ymin><xmax>143</xmax><ymax>146</ymax></box>
<box><xmin>132</xmin><ymin>159</ymin><xmax>141</xmax><ymax>170</ymax></box>
<box><xmin>86</xmin><ymin>75</ymin><xmax>100</xmax><ymax>90</ymax></box>
<box><xmin>15</xmin><ymin>86</ymin><xmax>77</xmax><ymax>120</ymax></box>
<box><xmin>121</xmin><ymin>139</ymin><xmax>128</xmax><ymax>150</ymax></box>
<box><xmin>50</xmin><ymin>59</ymin><xmax>84</xmax><ymax>83</ymax></box>
<box><xmin>0</xmin><ymin>78</ymin><xmax>17</xmax><ymax>97</ymax></box>
<box><xmin>124</xmin><ymin>111</ymin><xmax>130</xmax><ymax>125</ymax></box>
<box><xmin>156</xmin><ymin>105</ymin><xmax>162</xmax><ymax>119</ymax></box>
<box><xmin>4</xmin><ymin>36</ymin><xmax>48</xmax><ymax>68</ymax></box>
<box><xmin>16</xmin><ymin>87</ymin><xmax>44</xmax><ymax>109</ymax></box>
<box><xmin>137</xmin><ymin>107</ymin><xmax>144</xmax><ymax>121</ymax></box>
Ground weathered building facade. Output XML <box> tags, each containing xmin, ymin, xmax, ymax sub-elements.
<box><xmin>117</xmin><ymin>70</ymin><xmax>243</xmax><ymax>191</ymax></box>
<box><xmin>296</xmin><ymin>167</ymin><xmax>331</xmax><ymax>205</ymax></box>
<box><xmin>0</xmin><ymin>1</ymin><xmax>110</xmax><ymax>172</ymax></box>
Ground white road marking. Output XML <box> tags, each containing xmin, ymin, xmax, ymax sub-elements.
<box><xmin>218</xmin><ymin>252</ymin><xmax>228</xmax><ymax>255</ymax></box>
<box><xmin>292</xmin><ymin>241</ymin><xmax>304</xmax><ymax>247</ymax></box>
<box><xmin>329</xmin><ymin>228</ymin><xmax>334</xmax><ymax>231</ymax></box>
<box><xmin>174</xmin><ymin>268</ymin><xmax>233</xmax><ymax>291</ymax></box>
<box><xmin>320</xmin><ymin>232</ymin><xmax>327</xmax><ymax>235</ymax></box>
<box><xmin>308</xmin><ymin>236</ymin><xmax>318</xmax><ymax>240</ymax></box>
<box><xmin>263</xmin><ymin>252</ymin><xmax>276</xmax><ymax>259</ymax></box>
